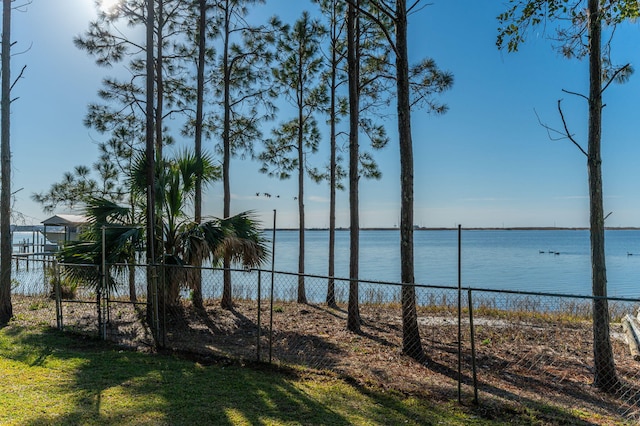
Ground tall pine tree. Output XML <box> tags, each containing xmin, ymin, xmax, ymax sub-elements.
<box><xmin>259</xmin><ymin>12</ymin><xmax>327</xmax><ymax>303</ymax></box>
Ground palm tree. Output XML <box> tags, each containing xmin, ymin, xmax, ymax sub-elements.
<box><xmin>135</xmin><ymin>148</ymin><xmax>268</xmax><ymax>309</ymax></box>
<box><xmin>57</xmin><ymin>198</ymin><xmax>144</xmax><ymax>294</ymax></box>
<box><xmin>163</xmin><ymin>211</ymin><xmax>267</xmax><ymax>308</ymax></box>
<box><xmin>59</xmin><ymin>150</ymin><xmax>268</xmax><ymax>313</ymax></box>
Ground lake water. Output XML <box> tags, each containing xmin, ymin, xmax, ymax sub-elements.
<box><xmin>12</xmin><ymin>228</ymin><xmax>640</xmax><ymax>299</ymax></box>
<box><xmin>269</xmin><ymin>229</ymin><xmax>640</xmax><ymax>299</ymax></box>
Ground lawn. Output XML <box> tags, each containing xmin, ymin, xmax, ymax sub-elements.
<box><xmin>0</xmin><ymin>325</ymin><xmax>493</xmax><ymax>426</ymax></box>
<box><xmin>5</xmin><ymin>293</ymin><xmax>638</xmax><ymax>425</ymax></box>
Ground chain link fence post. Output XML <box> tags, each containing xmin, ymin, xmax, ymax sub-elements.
<box><xmin>457</xmin><ymin>225</ymin><xmax>462</xmax><ymax>403</ymax></box>
<box><xmin>269</xmin><ymin>267</ymin><xmax>275</xmax><ymax>364</ymax></box>
<box><xmin>148</xmin><ymin>263</ymin><xmax>160</xmax><ymax>348</ymax></box>
<box><xmin>101</xmin><ymin>226</ymin><xmax>107</xmax><ymax>340</ymax></box>
<box><xmin>269</xmin><ymin>210</ymin><xmax>276</xmax><ymax>364</ymax></box>
<box><xmin>54</xmin><ymin>259</ymin><xmax>63</xmax><ymax>330</ymax></box>
<box><xmin>257</xmin><ymin>269</ymin><xmax>262</xmax><ymax>362</ymax></box>
<box><xmin>467</xmin><ymin>287</ymin><xmax>478</xmax><ymax>405</ymax></box>
<box><xmin>161</xmin><ymin>263</ymin><xmax>167</xmax><ymax>348</ymax></box>
<box><xmin>96</xmin><ymin>283</ymin><xmax>102</xmax><ymax>339</ymax></box>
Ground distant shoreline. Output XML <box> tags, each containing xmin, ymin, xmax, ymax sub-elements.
<box><xmin>267</xmin><ymin>227</ymin><xmax>640</xmax><ymax>231</ymax></box>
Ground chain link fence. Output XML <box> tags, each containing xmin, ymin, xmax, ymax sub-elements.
<box><xmin>458</xmin><ymin>289</ymin><xmax>640</xmax><ymax>418</ymax></box>
<box><xmin>10</xmin><ymin>257</ymin><xmax>55</xmax><ymax>328</ymax></box>
<box><xmin>10</xmin><ymin>257</ymin><xmax>640</xmax><ymax>422</ymax></box>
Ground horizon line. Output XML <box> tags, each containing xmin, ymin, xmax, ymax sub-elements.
<box><xmin>263</xmin><ymin>226</ymin><xmax>640</xmax><ymax>231</ymax></box>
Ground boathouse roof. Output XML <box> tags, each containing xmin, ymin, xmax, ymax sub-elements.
<box><xmin>41</xmin><ymin>214</ymin><xmax>88</xmax><ymax>227</ymax></box>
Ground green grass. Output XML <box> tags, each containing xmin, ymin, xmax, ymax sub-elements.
<box><xmin>0</xmin><ymin>325</ymin><xmax>500</xmax><ymax>425</ymax></box>
<box><xmin>2</xmin><ymin>324</ymin><xmax>632</xmax><ymax>425</ymax></box>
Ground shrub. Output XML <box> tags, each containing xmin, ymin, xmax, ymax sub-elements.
<box><xmin>46</xmin><ymin>266</ymin><xmax>78</xmax><ymax>300</ymax></box>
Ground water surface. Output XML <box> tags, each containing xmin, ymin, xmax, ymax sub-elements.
<box><xmin>269</xmin><ymin>229</ymin><xmax>640</xmax><ymax>298</ymax></box>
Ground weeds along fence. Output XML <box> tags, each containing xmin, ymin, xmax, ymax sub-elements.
<box><xmin>11</xmin><ymin>257</ymin><xmax>640</xmax><ymax>422</ymax></box>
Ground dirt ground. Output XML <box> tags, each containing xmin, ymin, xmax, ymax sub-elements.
<box><xmin>10</xmin><ymin>294</ymin><xmax>640</xmax><ymax>424</ymax></box>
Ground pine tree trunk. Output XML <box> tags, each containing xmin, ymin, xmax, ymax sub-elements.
<box><xmin>145</xmin><ymin>0</ymin><xmax>157</xmax><ymax>329</ymax></box>
<box><xmin>154</xmin><ymin>3</ymin><xmax>165</xmax><ymax>318</ymax></box>
<box><xmin>396</xmin><ymin>0</ymin><xmax>424</xmax><ymax>361</ymax></box>
<box><xmin>128</xmin><ymin>260</ymin><xmax>137</xmax><ymax>302</ymax></box>
<box><xmin>587</xmin><ymin>0</ymin><xmax>618</xmax><ymax>392</ymax></box>
<box><xmin>0</xmin><ymin>0</ymin><xmax>13</xmax><ymax>326</ymax></box>
<box><xmin>155</xmin><ymin>1</ymin><xmax>164</xmax><ymax>159</ymax></box>
<box><xmin>326</xmin><ymin>13</ymin><xmax>337</xmax><ymax>308</ymax></box>
<box><xmin>296</xmin><ymin>38</ymin><xmax>307</xmax><ymax>305</ymax></box>
<box><xmin>194</xmin><ymin>0</ymin><xmax>205</xmax><ymax>225</ymax></box>
<box><xmin>347</xmin><ymin>0</ymin><xmax>361</xmax><ymax>332</ymax></box>
<box><xmin>192</xmin><ymin>0</ymin><xmax>207</xmax><ymax>311</ymax></box>
<box><xmin>297</xmin><ymin>124</ymin><xmax>307</xmax><ymax>304</ymax></box>
<box><xmin>221</xmin><ymin>0</ymin><xmax>233</xmax><ymax>309</ymax></box>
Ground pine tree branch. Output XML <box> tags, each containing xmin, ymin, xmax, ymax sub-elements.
<box><xmin>407</xmin><ymin>0</ymin><xmax>429</xmax><ymax>15</ymax></box>
<box><xmin>601</xmin><ymin>63</ymin><xmax>630</xmax><ymax>94</ymax></box>
<box><xmin>10</xmin><ymin>64</ymin><xmax>26</xmax><ymax>92</ymax></box>
<box><xmin>557</xmin><ymin>99</ymin><xmax>588</xmax><ymax>157</ymax></box>
<box><xmin>561</xmin><ymin>88</ymin><xmax>588</xmax><ymax>102</ymax></box>
<box><xmin>344</xmin><ymin>0</ymin><xmax>398</xmax><ymax>57</ymax></box>
<box><xmin>534</xmin><ymin>104</ymin><xmax>587</xmax><ymax>158</ymax></box>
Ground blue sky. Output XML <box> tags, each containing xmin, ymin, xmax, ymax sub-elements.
<box><xmin>8</xmin><ymin>0</ymin><xmax>640</xmax><ymax>228</ymax></box>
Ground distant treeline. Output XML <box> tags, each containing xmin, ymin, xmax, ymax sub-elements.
<box><xmin>266</xmin><ymin>227</ymin><xmax>640</xmax><ymax>231</ymax></box>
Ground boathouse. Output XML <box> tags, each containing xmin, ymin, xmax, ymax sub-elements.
<box><xmin>41</xmin><ymin>214</ymin><xmax>88</xmax><ymax>251</ymax></box>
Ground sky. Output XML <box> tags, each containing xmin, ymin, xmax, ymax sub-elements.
<box><xmin>7</xmin><ymin>0</ymin><xmax>640</xmax><ymax>229</ymax></box>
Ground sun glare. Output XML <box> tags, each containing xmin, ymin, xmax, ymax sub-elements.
<box><xmin>99</xmin><ymin>0</ymin><xmax>121</xmax><ymax>15</ymax></box>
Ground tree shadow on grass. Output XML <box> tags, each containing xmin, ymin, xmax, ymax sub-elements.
<box><xmin>305</xmin><ymin>302</ymin><xmax>347</xmax><ymax>319</ymax></box>
<box><xmin>158</xmin><ymin>302</ymin><xmax>349</xmax><ymax>372</ymax></box>
<box><xmin>1</xmin><ymin>326</ymin><xmax>354</xmax><ymax>425</ymax></box>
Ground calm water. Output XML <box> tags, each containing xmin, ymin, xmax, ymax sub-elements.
<box><xmin>269</xmin><ymin>229</ymin><xmax>640</xmax><ymax>298</ymax></box>
<box><xmin>12</xmin><ymin>229</ymin><xmax>640</xmax><ymax>298</ymax></box>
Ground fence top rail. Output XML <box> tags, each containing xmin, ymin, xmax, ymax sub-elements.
<box><xmin>462</xmin><ymin>286</ymin><xmax>640</xmax><ymax>303</ymax></box>
<box><xmin>249</xmin><ymin>268</ymin><xmax>640</xmax><ymax>303</ymax></box>
<box><xmin>57</xmin><ymin>262</ymin><xmax>99</xmax><ymax>269</ymax></box>
<box><xmin>88</xmin><ymin>262</ymin><xmax>640</xmax><ymax>304</ymax></box>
